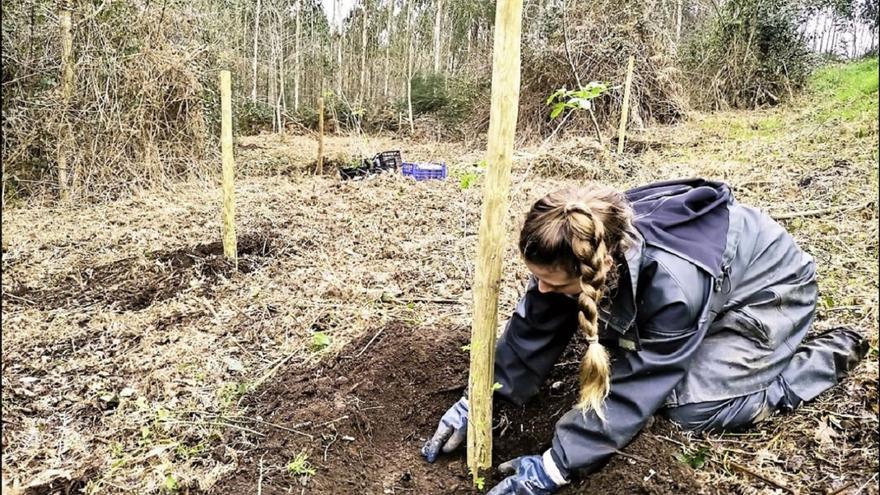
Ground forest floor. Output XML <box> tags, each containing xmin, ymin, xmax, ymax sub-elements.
<box><xmin>2</xmin><ymin>58</ymin><xmax>878</xmax><ymax>494</ymax></box>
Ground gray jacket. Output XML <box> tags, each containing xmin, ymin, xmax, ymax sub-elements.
<box><xmin>492</xmin><ymin>179</ymin><xmax>817</xmax><ymax>477</ymax></box>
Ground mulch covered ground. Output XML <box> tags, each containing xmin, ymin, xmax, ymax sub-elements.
<box><xmin>3</xmin><ymin>103</ymin><xmax>877</xmax><ymax>495</ymax></box>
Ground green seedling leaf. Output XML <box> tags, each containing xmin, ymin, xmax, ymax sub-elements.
<box><xmin>461</xmin><ymin>344</ymin><xmax>471</xmax><ymax>352</ymax></box>
<box><xmin>546</xmin><ymin>87</ymin><xmax>567</xmax><ymax>105</ymax></box>
<box><xmin>474</xmin><ymin>476</ymin><xmax>486</xmax><ymax>490</ymax></box>
<box><xmin>164</xmin><ymin>474</ymin><xmax>178</xmax><ymax>492</ymax></box>
<box><xmin>310</xmin><ymin>332</ymin><xmax>331</xmax><ymax>352</ymax></box>
<box><xmin>675</xmin><ymin>446</ymin><xmax>708</xmax><ymax>469</ymax></box>
<box><xmin>550</xmin><ymin>102</ymin><xmax>566</xmax><ymax>119</ymax></box>
<box><xmin>459</xmin><ymin>171</ymin><xmax>480</xmax><ymax>189</ymax></box>
<box><xmin>287</xmin><ymin>451</ymin><xmax>317</xmax><ymax>477</ymax></box>
<box><xmin>492</xmin><ymin>382</ymin><xmax>503</xmax><ymax>391</ymax></box>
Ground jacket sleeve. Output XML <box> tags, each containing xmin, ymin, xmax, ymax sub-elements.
<box><xmin>492</xmin><ymin>276</ymin><xmax>580</xmax><ymax>406</ymax></box>
<box><xmin>549</xmin><ymin>255</ymin><xmax>712</xmax><ymax>478</ymax></box>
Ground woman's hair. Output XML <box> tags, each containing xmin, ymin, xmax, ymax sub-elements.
<box><xmin>518</xmin><ymin>184</ymin><xmax>634</xmax><ymax>419</ymax></box>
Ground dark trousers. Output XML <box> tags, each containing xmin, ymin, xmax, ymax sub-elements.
<box><xmin>663</xmin><ymin>328</ymin><xmax>867</xmax><ymax>433</ymax></box>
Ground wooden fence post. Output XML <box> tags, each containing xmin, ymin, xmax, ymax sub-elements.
<box><xmin>57</xmin><ymin>0</ymin><xmax>74</xmax><ymax>201</ymax></box>
<box><xmin>466</xmin><ymin>0</ymin><xmax>523</xmax><ymax>485</ymax></box>
<box><xmin>220</xmin><ymin>70</ymin><xmax>237</xmax><ymax>267</ymax></box>
<box><xmin>617</xmin><ymin>55</ymin><xmax>635</xmax><ymax>154</ymax></box>
<box><xmin>317</xmin><ymin>96</ymin><xmax>325</xmax><ymax>175</ymax></box>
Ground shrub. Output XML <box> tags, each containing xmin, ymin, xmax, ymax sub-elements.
<box><xmin>399</xmin><ymin>72</ymin><xmax>483</xmax><ymax>130</ymax></box>
<box><xmin>682</xmin><ymin>0</ymin><xmax>814</xmax><ymax>109</ymax></box>
<box><xmin>235</xmin><ymin>100</ymin><xmax>275</xmax><ymax>135</ymax></box>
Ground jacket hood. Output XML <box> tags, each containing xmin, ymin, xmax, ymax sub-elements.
<box><xmin>625</xmin><ymin>178</ymin><xmax>732</xmax><ymax>277</ymax></box>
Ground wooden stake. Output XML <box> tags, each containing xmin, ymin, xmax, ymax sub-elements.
<box><xmin>316</xmin><ymin>96</ymin><xmax>325</xmax><ymax>175</ymax></box>
<box><xmin>617</xmin><ymin>55</ymin><xmax>635</xmax><ymax>154</ymax></box>
<box><xmin>220</xmin><ymin>70</ymin><xmax>237</xmax><ymax>266</ymax></box>
<box><xmin>57</xmin><ymin>0</ymin><xmax>74</xmax><ymax>201</ymax></box>
<box><xmin>466</xmin><ymin>0</ymin><xmax>523</xmax><ymax>485</ymax></box>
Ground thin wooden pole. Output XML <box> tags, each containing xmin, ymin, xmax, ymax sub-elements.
<box><xmin>220</xmin><ymin>70</ymin><xmax>238</xmax><ymax>267</ymax></box>
<box><xmin>316</xmin><ymin>96</ymin><xmax>325</xmax><ymax>174</ymax></box>
<box><xmin>466</xmin><ymin>0</ymin><xmax>523</xmax><ymax>485</ymax></box>
<box><xmin>57</xmin><ymin>0</ymin><xmax>73</xmax><ymax>201</ymax></box>
<box><xmin>617</xmin><ymin>55</ymin><xmax>635</xmax><ymax>154</ymax></box>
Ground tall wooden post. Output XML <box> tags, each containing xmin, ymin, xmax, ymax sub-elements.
<box><xmin>316</xmin><ymin>96</ymin><xmax>325</xmax><ymax>175</ymax></box>
<box><xmin>466</xmin><ymin>0</ymin><xmax>523</xmax><ymax>485</ymax></box>
<box><xmin>57</xmin><ymin>0</ymin><xmax>74</xmax><ymax>201</ymax></box>
<box><xmin>617</xmin><ymin>55</ymin><xmax>635</xmax><ymax>154</ymax></box>
<box><xmin>220</xmin><ymin>70</ymin><xmax>238</xmax><ymax>266</ymax></box>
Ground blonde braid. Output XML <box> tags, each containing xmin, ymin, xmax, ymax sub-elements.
<box><xmin>564</xmin><ymin>202</ymin><xmax>612</xmax><ymax>420</ymax></box>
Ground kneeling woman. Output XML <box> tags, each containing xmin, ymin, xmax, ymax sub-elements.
<box><xmin>422</xmin><ymin>179</ymin><xmax>867</xmax><ymax>494</ymax></box>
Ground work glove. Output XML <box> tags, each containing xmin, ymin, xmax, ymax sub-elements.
<box><xmin>487</xmin><ymin>452</ymin><xmax>569</xmax><ymax>495</ymax></box>
<box><xmin>421</xmin><ymin>397</ymin><xmax>468</xmax><ymax>463</ymax></box>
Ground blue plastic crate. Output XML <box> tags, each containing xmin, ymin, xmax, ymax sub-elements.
<box><xmin>401</xmin><ymin>162</ymin><xmax>447</xmax><ymax>181</ymax></box>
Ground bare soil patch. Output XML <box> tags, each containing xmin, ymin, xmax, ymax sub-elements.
<box><xmin>212</xmin><ymin>322</ymin><xmax>705</xmax><ymax>494</ymax></box>
<box><xmin>5</xmin><ymin>233</ymin><xmax>275</xmax><ymax>312</ymax></box>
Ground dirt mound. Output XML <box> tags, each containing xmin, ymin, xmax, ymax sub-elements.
<box><xmin>5</xmin><ymin>234</ymin><xmax>275</xmax><ymax>312</ymax></box>
<box><xmin>212</xmin><ymin>322</ymin><xmax>703</xmax><ymax>494</ymax></box>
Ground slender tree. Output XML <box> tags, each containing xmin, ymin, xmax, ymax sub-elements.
<box><xmin>251</xmin><ymin>0</ymin><xmax>262</xmax><ymax>103</ymax></box>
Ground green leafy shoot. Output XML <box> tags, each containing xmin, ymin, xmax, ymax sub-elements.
<box><xmin>546</xmin><ymin>82</ymin><xmax>609</xmax><ymax>119</ymax></box>
<box><xmin>287</xmin><ymin>451</ymin><xmax>317</xmax><ymax>477</ymax></box>
<box><xmin>675</xmin><ymin>446</ymin><xmax>709</xmax><ymax>470</ymax></box>
<box><xmin>474</xmin><ymin>475</ymin><xmax>486</xmax><ymax>490</ymax></box>
<box><xmin>492</xmin><ymin>382</ymin><xmax>503</xmax><ymax>391</ymax></box>
<box><xmin>310</xmin><ymin>332</ymin><xmax>331</xmax><ymax>352</ymax></box>
<box><xmin>459</xmin><ymin>170</ymin><xmax>480</xmax><ymax>189</ymax></box>
<box><xmin>163</xmin><ymin>473</ymin><xmax>178</xmax><ymax>492</ymax></box>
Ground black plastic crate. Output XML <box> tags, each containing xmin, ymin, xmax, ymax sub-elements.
<box><xmin>374</xmin><ymin>150</ymin><xmax>402</xmax><ymax>170</ymax></box>
<box><xmin>339</xmin><ymin>158</ymin><xmax>374</xmax><ymax>180</ymax></box>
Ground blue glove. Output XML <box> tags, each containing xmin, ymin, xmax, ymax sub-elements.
<box><xmin>487</xmin><ymin>453</ymin><xmax>568</xmax><ymax>495</ymax></box>
<box><xmin>421</xmin><ymin>397</ymin><xmax>468</xmax><ymax>463</ymax></box>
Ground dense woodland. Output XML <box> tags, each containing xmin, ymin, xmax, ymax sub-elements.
<box><xmin>1</xmin><ymin>0</ymin><xmax>878</xmax><ymax>201</ymax></box>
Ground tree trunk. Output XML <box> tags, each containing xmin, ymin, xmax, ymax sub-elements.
<box><xmin>359</xmin><ymin>2</ymin><xmax>368</xmax><ymax>107</ymax></box>
<box><xmin>278</xmin><ymin>9</ymin><xmax>286</xmax><ymax>116</ymax></box>
<box><xmin>433</xmin><ymin>0</ymin><xmax>443</xmax><ymax>73</ymax></box>
<box><xmin>336</xmin><ymin>33</ymin><xmax>343</xmax><ymax>97</ymax></box>
<box><xmin>675</xmin><ymin>0</ymin><xmax>683</xmax><ymax>43</ymax></box>
<box><xmin>251</xmin><ymin>0</ymin><xmax>261</xmax><ymax>103</ymax></box>
<box><xmin>269</xmin><ymin>25</ymin><xmax>278</xmax><ymax>132</ymax></box>
<box><xmin>852</xmin><ymin>21</ymin><xmax>858</xmax><ymax>58</ymax></box>
<box><xmin>384</xmin><ymin>3</ymin><xmax>392</xmax><ymax>99</ymax></box>
<box><xmin>295</xmin><ymin>0</ymin><xmax>301</xmax><ymax>111</ymax></box>
<box><xmin>830</xmin><ymin>16</ymin><xmax>839</xmax><ymax>55</ymax></box>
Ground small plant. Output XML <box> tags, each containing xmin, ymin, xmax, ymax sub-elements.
<box><xmin>474</xmin><ymin>475</ymin><xmax>486</xmax><ymax>490</ymax></box>
<box><xmin>547</xmin><ymin>83</ymin><xmax>609</xmax><ymax>141</ymax></box>
<box><xmin>310</xmin><ymin>331</ymin><xmax>331</xmax><ymax>352</ymax></box>
<box><xmin>459</xmin><ymin>170</ymin><xmax>480</xmax><ymax>189</ymax></box>
<box><xmin>163</xmin><ymin>473</ymin><xmax>178</xmax><ymax>492</ymax></box>
<box><xmin>287</xmin><ymin>451</ymin><xmax>317</xmax><ymax>477</ymax></box>
<box><xmin>218</xmin><ymin>381</ymin><xmax>252</xmax><ymax>408</ymax></box>
<box><xmin>675</xmin><ymin>446</ymin><xmax>709</xmax><ymax>469</ymax></box>
<box><xmin>546</xmin><ymin>83</ymin><xmax>609</xmax><ymax>119</ymax></box>
<box><xmin>457</xmin><ymin>161</ymin><xmax>485</xmax><ymax>190</ymax></box>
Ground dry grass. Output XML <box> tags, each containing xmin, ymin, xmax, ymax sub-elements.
<box><xmin>2</xmin><ymin>71</ymin><xmax>877</xmax><ymax>494</ymax></box>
